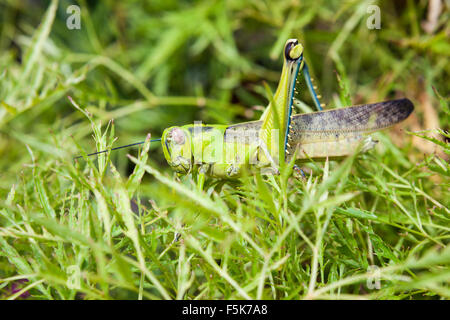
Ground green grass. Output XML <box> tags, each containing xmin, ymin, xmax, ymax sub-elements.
<box><xmin>0</xmin><ymin>0</ymin><xmax>449</xmax><ymax>299</ymax></box>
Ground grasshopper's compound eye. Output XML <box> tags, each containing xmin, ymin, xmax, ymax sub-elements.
<box><xmin>170</xmin><ymin>127</ymin><xmax>186</xmax><ymax>145</ymax></box>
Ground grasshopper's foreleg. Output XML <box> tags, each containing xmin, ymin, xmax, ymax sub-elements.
<box><xmin>197</xmin><ymin>164</ymin><xmax>208</xmax><ymax>191</ymax></box>
<box><xmin>303</xmin><ymin>62</ymin><xmax>324</xmax><ymax>111</ymax></box>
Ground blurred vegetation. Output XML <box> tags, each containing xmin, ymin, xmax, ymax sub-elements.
<box><xmin>0</xmin><ymin>0</ymin><xmax>449</xmax><ymax>299</ymax></box>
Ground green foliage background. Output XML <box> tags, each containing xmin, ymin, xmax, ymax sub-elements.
<box><xmin>0</xmin><ymin>0</ymin><xmax>448</xmax><ymax>299</ymax></box>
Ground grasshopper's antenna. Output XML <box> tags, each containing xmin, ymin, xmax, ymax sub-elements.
<box><xmin>74</xmin><ymin>138</ymin><xmax>161</xmax><ymax>160</ymax></box>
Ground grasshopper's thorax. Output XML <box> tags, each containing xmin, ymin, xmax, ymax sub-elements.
<box><xmin>161</xmin><ymin>126</ymin><xmax>193</xmax><ymax>174</ymax></box>
<box><xmin>187</xmin><ymin>124</ymin><xmax>228</xmax><ymax>164</ymax></box>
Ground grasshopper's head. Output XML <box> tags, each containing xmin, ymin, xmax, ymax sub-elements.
<box><xmin>161</xmin><ymin>126</ymin><xmax>192</xmax><ymax>174</ymax></box>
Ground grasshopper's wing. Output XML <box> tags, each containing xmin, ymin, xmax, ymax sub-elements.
<box><xmin>258</xmin><ymin>39</ymin><xmax>304</xmax><ymax>163</ymax></box>
<box><xmin>287</xmin><ymin>98</ymin><xmax>414</xmax><ymax>159</ymax></box>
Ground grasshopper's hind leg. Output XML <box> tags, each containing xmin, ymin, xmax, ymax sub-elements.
<box><xmin>293</xmin><ymin>164</ymin><xmax>306</xmax><ymax>179</ymax></box>
<box><xmin>303</xmin><ymin>62</ymin><xmax>324</xmax><ymax>111</ymax></box>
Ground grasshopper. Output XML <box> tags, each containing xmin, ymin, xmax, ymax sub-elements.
<box><xmin>78</xmin><ymin>39</ymin><xmax>414</xmax><ymax>188</ymax></box>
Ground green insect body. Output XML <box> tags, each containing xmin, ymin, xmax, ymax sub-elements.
<box><xmin>161</xmin><ymin>100</ymin><xmax>414</xmax><ymax>177</ymax></box>
<box><xmin>160</xmin><ymin>39</ymin><xmax>414</xmax><ymax>181</ymax></box>
<box><xmin>76</xmin><ymin>38</ymin><xmax>414</xmax><ymax>186</ymax></box>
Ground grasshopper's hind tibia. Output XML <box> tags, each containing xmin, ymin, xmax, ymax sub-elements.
<box><xmin>293</xmin><ymin>164</ymin><xmax>306</xmax><ymax>178</ymax></box>
<box><xmin>302</xmin><ymin>62</ymin><xmax>323</xmax><ymax>111</ymax></box>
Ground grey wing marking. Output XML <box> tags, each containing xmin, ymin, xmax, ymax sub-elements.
<box><xmin>291</xmin><ymin>98</ymin><xmax>414</xmax><ymax>133</ymax></box>
<box><xmin>224</xmin><ymin>99</ymin><xmax>414</xmax><ymax>143</ymax></box>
